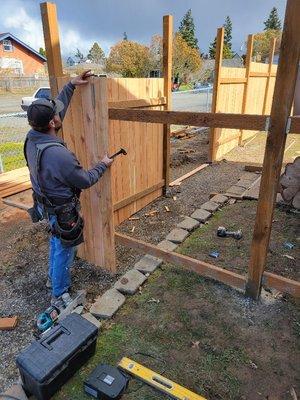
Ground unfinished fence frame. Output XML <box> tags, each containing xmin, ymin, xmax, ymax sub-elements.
<box><xmin>38</xmin><ymin>0</ymin><xmax>300</xmax><ymax>300</ymax></box>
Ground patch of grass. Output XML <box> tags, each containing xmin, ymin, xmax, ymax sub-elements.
<box><xmin>0</xmin><ymin>142</ymin><xmax>25</xmax><ymax>171</ymax></box>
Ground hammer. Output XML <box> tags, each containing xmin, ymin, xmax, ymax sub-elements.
<box><xmin>217</xmin><ymin>226</ymin><xmax>243</xmax><ymax>240</ymax></box>
<box><xmin>109</xmin><ymin>148</ymin><xmax>127</xmax><ymax>159</ymax></box>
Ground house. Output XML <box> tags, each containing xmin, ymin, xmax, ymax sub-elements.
<box><xmin>0</xmin><ymin>33</ymin><xmax>46</xmax><ymax>76</ymax></box>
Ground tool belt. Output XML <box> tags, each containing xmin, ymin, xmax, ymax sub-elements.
<box><xmin>28</xmin><ymin>192</ymin><xmax>84</xmax><ymax>248</ymax></box>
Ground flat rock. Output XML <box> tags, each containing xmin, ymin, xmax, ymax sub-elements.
<box><xmin>191</xmin><ymin>208</ymin><xmax>211</xmax><ymax>222</ymax></box>
<box><xmin>90</xmin><ymin>289</ymin><xmax>125</xmax><ymax>319</ymax></box>
<box><xmin>134</xmin><ymin>255</ymin><xmax>162</xmax><ymax>274</ymax></box>
<box><xmin>82</xmin><ymin>312</ymin><xmax>102</xmax><ymax>329</ymax></box>
<box><xmin>201</xmin><ymin>201</ymin><xmax>219</xmax><ymax>212</ymax></box>
<box><xmin>225</xmin><ymin>185</ymin><xmax>246</xmax><ymax>196</ymax></box>
<box><xmin>157</xmin><ymin>240</ymin><xmax>178</xmax><ymax>252</ymax></box>
<box><xmin>4</xmin><ymin>384</ymin><xmax>28</xmax><ymax>400</ymax></box>
<box><xmin>235</xmin><ymin>179</ymin><xmax>255</xmax><ymax>189</ymax></box>
<box><xmin>177</xmin><ymin>217</ymin><xmax>200</xmax><ymax>232</ymax></box>
<box><xmin>240</xmin><ymin>172</ymin><xmax>258</xmax><ymax>181</ymax></box>
<box><xmin>210</xmin><ymin>194</ymin><xmax>228</xmax><ymax>205</ymax></box>
<box><xmin>166</xmin><ymin>228</ymin><xmax>189</xmax><ymax>244</ymax></box>
<box><xmin>114</xmin><ymin>269</ymin><xmax>147</xmax><ymax>294</ymax></box>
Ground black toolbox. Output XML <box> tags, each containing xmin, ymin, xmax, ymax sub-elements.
<box><xmin>16</xmin><ymin>313</ymin><xmax>99</xmax><ymax>400</ymax></box>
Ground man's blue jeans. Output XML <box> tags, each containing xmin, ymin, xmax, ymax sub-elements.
<box><xmin>48</xmin><ymin>214</ymin><xmax>76</xmax><ymax>297</ymax></box>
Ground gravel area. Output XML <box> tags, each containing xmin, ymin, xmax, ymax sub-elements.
<box><xmin>0</xmin><ymin>129</ymin><xmax>245</xmax><ymax>392</ymax></box>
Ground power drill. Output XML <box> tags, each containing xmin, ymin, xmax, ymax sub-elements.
<box><xmin>37</xmin><ymin>306</ymin><xmax>60</xmax><ymax>332</ymax></box>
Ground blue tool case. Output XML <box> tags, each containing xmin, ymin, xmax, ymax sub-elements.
<box><xmin>16</xmin><ymin>313</ymin><xmax>99</xmax><ymax>400</ymax></box>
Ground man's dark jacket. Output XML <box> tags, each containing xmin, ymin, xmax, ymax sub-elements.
<box><xmin>25</xmin><ymin>82</ymin><xmax>107</xmax><ymax>202</ymax></box>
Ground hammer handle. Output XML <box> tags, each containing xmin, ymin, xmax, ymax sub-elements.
<box><xmin>110</xmin><ymin>150</ymin><xmax>122</xmax><ymax>159</ymax></box>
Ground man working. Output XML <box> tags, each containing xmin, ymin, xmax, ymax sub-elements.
<box><xmin>24</xmin><ymin>71</ymin><xmax>113</xmax><ymax>307</ymax></box>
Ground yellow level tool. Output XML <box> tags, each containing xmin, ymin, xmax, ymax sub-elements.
<box><xmin>118</xmin><ymin>357</ymin><xmax>207</xmax><ymax>400</ymax></box>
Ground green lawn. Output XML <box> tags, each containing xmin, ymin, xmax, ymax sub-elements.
<box><xmin>0</xmin><ymin>142</ymin><xmax>25</xmax><ymax>172</ymax></box>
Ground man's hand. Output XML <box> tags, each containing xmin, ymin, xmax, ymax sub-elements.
<box><xmin>101</xmin><ymin>153</ymin><xmax>114</xmax><ymax>168</ymax></box>
<box><xmin>71</xmin><ymin>70</ymin><xmax>93</xmax><ymax>86</ymax></box>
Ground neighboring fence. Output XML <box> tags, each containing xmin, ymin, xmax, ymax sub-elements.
<box><xmin>0</xmin><ymin>77</ymin><xmax>49</xmax><ymax>91</ymax></box>
<box><xmin>210</xmin><ymin>29</ymin><xmax>278</xmax><ymax>161</ymax></box>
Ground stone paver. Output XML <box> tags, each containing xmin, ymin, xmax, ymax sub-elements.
<box><xmin>157</xmin><ymin>240</ymin><xmax>178</xmax><ymax>252</ymax></box>
<box><xmin>225</xmin><ymin>185</ymin><xmax>246</xmax><ymax>196</ymax></box>
<box><xmin>90</xmin><ymin>288</ymin><xmax>125</xmax><ymax>319</ymax></box>
<box><xmin>134</xmin><ymin>255</ymin><xmax>162</xmax><ymax>274</ymax></box>
<box><xmin>201</xmin><ymin>201</ymin><xmax>219</xmax><ymax>212</ymax></box>
<box><xmin>82</xmin><ymin>312</ymin><xmax>102</xmax><ymax>329</ymax></box>
<box><xmin>177</xmin><ymin>217</ymin><xmax>200</xmax><ymax>232</ymax></box>
<box><xmin>240</xmin><ymin>172</ymin><xmax>258</xmax><ymax>181</ymax></box>
<box><xmin>210</xmin><ymin>194</ymin><xmax>228</xmax><ymax>205</ymax></box>
<box><xmin>4</xmin><ymin>384</ymin><xmax>28</xmax><ymax>400</ymax></box>
<box><xmin>235</xmin><ymin>179</ymin><xmax>255</xmax><ymax>189</ymax></box>
<box><xmin>114</xmin><ymin>269</ymin><xmax>147</xmax><ymax>295</ymax></box>
<box><xmin>166</xmin><ymin>228</ymin><xmax>189</xmax><ymax>244</ymax></box>
<box><xmin>190</xmin><ymin>208</ymin><xmax>211</xmax><ymax>222</ymax></box>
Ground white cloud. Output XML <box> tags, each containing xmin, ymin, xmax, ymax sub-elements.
<box><xmin>1</xmin><ymin>1</ymin><xmax>112</xmax><ymax>57</ymax></box>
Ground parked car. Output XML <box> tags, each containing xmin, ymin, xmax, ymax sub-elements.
<box><xmin>21</xmin><ymin>87</ymin><xmax>51</xmax><ymax>111</ymax></box>
<box><xmin>193</xmin><ymin>82</ymin><xmax>213</xmax><ymax>91</ymax></box>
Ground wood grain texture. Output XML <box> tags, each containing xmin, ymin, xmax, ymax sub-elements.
<box><xmin>108</xmin><ymin>97</ymin><xmax>166</xmax><ymax>109</ymax></box>
<box><xmin>246</xmin><ymin>0</ymin><xmax>300</xmax><ymax>299</ymax></box>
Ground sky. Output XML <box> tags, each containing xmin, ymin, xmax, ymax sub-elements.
<box><xmin>0</xmin><ymin>0</ymin><xmax>287</xmax><ymax>58</ymax></box>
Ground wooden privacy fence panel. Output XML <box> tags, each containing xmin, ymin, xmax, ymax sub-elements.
<box><xmin>56</xmin><ymin>76</ymin><xmax>164</xmax><ymax>267</ymax></box>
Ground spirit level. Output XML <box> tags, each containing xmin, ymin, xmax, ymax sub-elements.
<box><xmin>118</xmin><ymin>357</ymin><xmax>206</xmax><ymax>400</ymax></box>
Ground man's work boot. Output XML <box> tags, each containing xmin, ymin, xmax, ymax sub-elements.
<box><xmin>51</xmin><ymin>296</ymin><xmax>65</xmax><ymax>310</ymax></box>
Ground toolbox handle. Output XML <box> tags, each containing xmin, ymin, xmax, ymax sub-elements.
<box><xmin>41</xmin><ymin>326</ymin><xmax>71</xmax><ymax>350</ymax></box>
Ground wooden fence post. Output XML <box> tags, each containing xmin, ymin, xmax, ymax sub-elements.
<box><xmin>162</xmin><ymin>15</ymin><xmax>173</xmax><ymax>193</ymax></box>
<box><xmin>262</xmin><ymin>37</ymin><xmax>277</xmax><ymax>115</ymax></box>
<box><xmin>209</xmin><ymin>27</ymin><xmax>224</xmax><ymax>162</ymax></box>
<box><xmin>40</xmin><ymin>2</ymin><xmax>63</xmax><ymax>97</ymax></box>
<box><xmin>239</xmin><ymin>34</ymin><xmax>254</xmax><ymax>145</ymax></box>
<box><xmin>246</xmin><ymin>0</ymin><xmax>300</xmax><ymax>300</ymax></box>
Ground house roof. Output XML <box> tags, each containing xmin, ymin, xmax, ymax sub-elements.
<box><xmin>0</xmin><ymin>32</ymin><xmax>46</xmax><ymax>61</ymax></box>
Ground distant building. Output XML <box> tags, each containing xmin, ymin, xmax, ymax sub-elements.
<box><xmin>0</xmin><ymin>32</ymin><xmax>46</xmax><ymax>76</ymax></box>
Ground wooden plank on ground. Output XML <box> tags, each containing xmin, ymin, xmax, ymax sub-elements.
<box><xmin>263</xmin><ymin>271</ymin><xmax>300</xmax><ymax>298</ymax></box>
<box><xmin>115</xmin><ymin>233</ymin><xmax>246</xmax><ymax>291</ymax></box>
<box><xmin>169</xmin><ymin>164</ymin><xmax>209</xmax><ymax>186</ymax></box>
<box><xmin>246</xmin><ymin>0</ymin><xmax>300</xmax><ymax>300</ymax></box>
<box><xmin>109</xmin><ymin>109</ymin><xmax>268</xmax><ymax>131</ymax></box>
<box><xmin>0</xmin><ymin>317</ymin><xmax>18</xmax><ymax>330</ymax></box>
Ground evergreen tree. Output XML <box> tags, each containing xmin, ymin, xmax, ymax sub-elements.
<box><xmin>75</xmin><ymin>48</ymin><xmax>84</xmax><ymax>63</ymax></box>
<box><xmin>39</xmin><ymin>47</ymin><xmax>46</xmax><ymax>57</ymax></box>
<box><xmin>87</xmin><ymin>42</ymin><xmax>105</xmax><ymax>63</ymax></box>
<box><xmin>178</xmin><ymin>9</ymin><xmax>199</xmax><ymax>49</ymax></box>
<box><xmin>264</xmin><ymin>7</ymin><xmax>282</xmax><ymax>30</ymax></box>
<box><xmin>223</xmin><ymin>16</ymin><xmax>233</xmax><ymax>50</ymax></box>
<box><xmin>123</xmin><ymin>32</ymin><xmax>128</xmax><ymax>41</ymax></box>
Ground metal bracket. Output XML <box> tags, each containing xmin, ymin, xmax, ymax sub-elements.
<box><xmin>285</xmin><ymin>117</ymin><xmax>292</xmax><ymax>135</ymax></box>
<box><xmin>264</xmin><ymin>116</ymin><xmax>271</xmax><ymax>132</ymax></box>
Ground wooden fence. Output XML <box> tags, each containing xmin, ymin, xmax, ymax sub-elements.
<box><xmin>210</xmin><ymin>30</ymin><xmax>278</xmax><ymax>161</ymax></box>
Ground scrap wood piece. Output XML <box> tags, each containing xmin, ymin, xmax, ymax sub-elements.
<box><xmin>169</xmin><ymin>163</ymin><xmax>209</xmax><ymax>187</ymax></box>
<box><xmin>0</xmin><ymin>316</ymin><xmax>18</xmax><ymax>330</ymax></box>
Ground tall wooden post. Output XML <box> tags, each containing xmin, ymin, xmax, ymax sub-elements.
<box><xmin>239</xmin><ymin>34</ymin><xmax>254</xmax><ymax>145</ymax></box>
<box><xmin>262</xmin><ymin>37</ymin><xmax>277</xmax><ymax>115</ymax></box>
<box><xmin>209</xmin><ymin>27</ymin><xmax>224</xmax><ymax>162</ymax></box>
<box><xmin>40</xmin><ymin>2</ymin><xmax>63</xmax><ymax>97</ymax></box>
<box><xmin>162</xmin><ymin>15</ymin><xmax>173</xmax><ymax>193</ymax></box>
<box><xmin>246</xmin><ymin>0</ymin><xmax>300</xmax><ymax>300</ymax></box>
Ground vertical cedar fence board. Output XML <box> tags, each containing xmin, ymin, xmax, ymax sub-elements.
<box><xmin>56</xmin><ymin>76</ymin><xmax>116</xmax><ymax>271</ymax></box>
<box><xmin>57</xmin><ymin>76</ymin><xmax>164</xmax><ymax>242</ymax></box>
<box><xmin>209</xmin><ymin>33</ymin><xmax>278</xmax><ymax>161</ymax></box>
<box><xmin>107</xmin><ymin>78</ymin><xmax>164</xmax><ymax>226</ymax></box>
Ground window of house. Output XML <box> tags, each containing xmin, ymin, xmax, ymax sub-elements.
<box><xmin>3</xmin><ymin>39</ymin><xmax>13</xmax><ymax>52</ymax></box>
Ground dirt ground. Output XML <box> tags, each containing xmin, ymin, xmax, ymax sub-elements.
<box><xmin>0</xmin><ymin>129</ymin><xmax>298</xmax><ymax>395</ymax></box>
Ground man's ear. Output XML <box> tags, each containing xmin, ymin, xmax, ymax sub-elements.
<box><xmin>49</xmin><ymin>119</ymin><xmax>55</xmax><ymax>128</ymax></box>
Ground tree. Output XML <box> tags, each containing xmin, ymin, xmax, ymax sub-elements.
<box><xmin>224</xmin><ymin>16</ymin><xmax>233</xmax><ymax>50</ymax></box>
<box><xmin>87</xmin><ymin>42</ymin><xmax>105</xmax><ymax>64</ymax></box>
<box><xmin>208</xmin><ymin>37</ymin><xmax>233</xmax><ymax>59</ymax></box>
<box><xmin>264</xmin><ymin>7</ymin><xmax>282</xmax><ymax>30</ymax></box>
<box><xmin>123</xmin><ymin>32</ymin><xmax>128</xmax><ymax>41</ymax></box>
<box><xmin>252</xmin><ymin>29</ymin><xmax>281</xmax><ymax>62</ymax></box>
<box><xmin>173</xmin><ymin>33</ymin><xmax>202</xmax><ymax>82</ymax></box>
<box><xmin>39</xmin><ymin>47</ymin><xmax>46</xmax><ymax>57</ymax></box>
<box><xmin>149</xmin><ymin>34</ymin><xmax>163</xmax><ymax>71</ymax></box>
<box><xmin>178</xmin><ymin>9</ymin><xmax>199</xmax><ymax>49</ymax></box>
<box><xmin>75</xmin><ymin>48</ymin><xmax>84</xmax><ymax>63</ymax></box>
<box><xmin>106</xmin><ymin>40</ymin><xmax>151</xmax><ymax>77</ymax></box>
